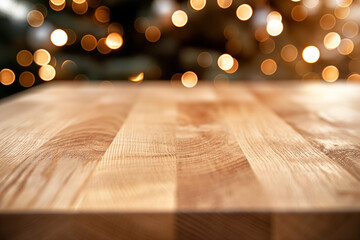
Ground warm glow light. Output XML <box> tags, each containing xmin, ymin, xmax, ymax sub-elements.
<box><xmin>291</xmin><ymin>5</ymin><xmax>307</xmax><ymax>22</ymax></box>
<box><xmin>106</xmin><ymin>33</ymin><xmax>123</xmax><ymax>50</ymax></box>
<box><xmin>323</xmin><ymin>32</ymin><xmax>341</xmax><ymax>50</ymax></box>
<box><xmin>0</xmin><ymin>69</ymin><xmax>15</xmax><ymax>86</ymax></box>
<box><xmin>322</xmin><ymin>65</ymin><xmax>339</xmax><ymax>82</ymax></box>
<box><xmin>19</xmin><ymin>71</ymin><xmax>35</xmax><ymax>87</ymax></box>
<box><xmin>266</xmin><ymin>19</ymin><xmax>283</xmax><ymax>36</ymax></box>
<box><xmin>16</xmin><ymin>50</ymin><xmax>33</xmax><ymax>67</ymax></box>
<box><xmin>181</xmin><ymin>71</ymin><xmax>198</xmax><ymax>88</ymax></box>
<box><xmin>51</xmin><ymin>29</ymin><xmax>68</xmax><ymax>46</ymax></box>
<box><xmin>95</xmin><ymin>6</ymin><xmax>110</xmax><ymax>23</ymax></box>
<box><xmin>197</xmin><ymin>52</ymin><xmax>213</xmax><ymax>68</ymax></box>
<box><xmin>50</xmin><ymin>0</ymin><xmax>65</xmax><ymax>5</ymax></box>
<box><xmin>267</xmin><ymin>11</ymin><xmax>282</xmax><ymax>22</ymax></box>
<box><xmin>190</xmin><ymin>0</ymin><xmax>206</xmax><ymax>11</ymax></box>
<box><xmin>217</xmin><ymin>0</ymin><xmax>232</xmax><ymax>9</ymax></box>
<box><xmin>27</xmin><ymin>10</ymin><xmax>44</xmax><ymax>27</ymax></box>
<box><xmin>261</xmin><ymin>59</ymin><xmax>277</xmax><ymax>75</ymax></box>
<box><xmin>225</xmin><ymin>58</ymin><xmax>238</xmax><ymax>74</ymax></box>
<box><xmin>302</xmin><ymin>46</ymin><xmax>320</xmax><ymax>63</ymax></box>
<box><xmin>145</xmin><ymin>26</ymin><xmax>161</xmax><ymax>42</ymax></box>
<box><xmin>347</xmin><ymin>73</ymin><xmax>360</xmax><ymax>82</ymax></box>
<box><xmin>342</xmin><ymin>21</ymin><xmax>359</xmax><ymax>38</ymax></box>
<box><xmin>236</xmin><ymin>4</ymin><xmax>253</xmax><ymax>21</ymax></box>
<box><xmin>259</xmin><ymin>38</ymin><xmax>275</xmax><ymax>54</ymax></box>
<box><xmin>81</xmin><ymin>34</ymin><xmax>97</xmax><ymax>51</ymax></box>
<box><xmin>108</xmin><ymin>23</ymin><xmax>124</xmax><ymax>35</ymax></box>
<box><xmin>72</xmin><ymin>1</ymin><xmax>88</xmax><ymax>15</ymax></box>
<box><xmin>320</xmin><ymin>14</ymin><xmax>336</xmax><ymax>30</ymax></box>
<box><xmin>34</xmin><ymin>49</ymin><xmax>51</xmax><ymax>66</ymax></box>
<box><xmin>217</xmin><ymin>54</ymin><xmax>234</xmax><ymax>71</ymax></box>
<box><xmin>172</xmin><ymin>10</ymin><xmax>188</xmax><ymax>27</ymax></box>
<box><xmin>73</xmin><ymin>0</ymin><xmax>86</xmax><ymax>3</ymax></box>
<box><xmin>281</xmin><ymin>44</ymin><xmax>298</xmax><ymax>62</ymax></box>
<box><xmin>337</xmin><ymin>38</ymin><xmax>354</xmax><ymax>55</ymax></box>
<box><xmin>134</xmin><ymin>17</ymin><xmax>150</xmax><ymax>33</ymax></box>
<box><xmin>65</xmin><ymin>29</ymin><xmax>77</xmax><ymax>45</ymax></box>
<box><xmin>39</xmin><ymin>65</ymin><xmax>56</xmax><ymax>81</ymax></box>
<box><xmin>336</xmin><ymin>0</ymin><xmax>352</xmax><ymax>7</ymax></box>
<box><xmin>334</xmin><ymin>6</ymin><xmax>350</xmax><ymax>19</ymax></box>
<box><xmin>303</xmin><ymin>0</ymin><xmax>319</xmax><ymax>8</ymax></box>
<box><xmin>49</xmin><ymin>0</ymin><xmax>65</xmax><ymax>11</ymax></box>
<box><xmin>97</xmin><ymin>38</ymin><xmax>111</xmax><ymax>54</ymax></box>
<box><xmin>129</xmin><ymin>72</ymin><xmax>144</xmax><ymax>82</ymax></box>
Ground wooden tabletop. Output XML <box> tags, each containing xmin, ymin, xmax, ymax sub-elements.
<box><xmin>0</xmin><ymin>81</ymin><xmax>359</xmax><ymax>240</ymax></box>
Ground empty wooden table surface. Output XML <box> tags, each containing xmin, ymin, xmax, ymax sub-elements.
<box><xmin>0</xmin><ymin>81</ymin><xmax>359</xmax><ymax>240</ymax></box>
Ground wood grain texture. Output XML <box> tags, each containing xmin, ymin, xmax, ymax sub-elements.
<box><xmin>0</xmin><ymin>81</ymin><xmax>359</xmax><ymax>240</ymax></box>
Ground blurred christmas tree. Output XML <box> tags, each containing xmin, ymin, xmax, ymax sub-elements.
<box><xmin>1</xmin><ymin>0</ymin><xmax>360</xmax><ymax>98</ymax></box>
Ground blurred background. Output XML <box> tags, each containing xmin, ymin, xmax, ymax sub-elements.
<box><xmin>1</xmin><ymin>0</ymin><xmax>360</xmax><ymax>98</ymax></box>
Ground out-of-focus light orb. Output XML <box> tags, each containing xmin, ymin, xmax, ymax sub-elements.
<box><xmin>236</xmin><ymin>4</ymin><xmax>253</xmax><ymax>21</ymax></box>
<box><xmin>95</xmin><ymin>6</ymin><xmax>110</xmax><ymax>23</ymax></box>
<box><xmin>303</xmin><ymin>0</ymin><xmax>319</xmax><ymax>9</ymax></box>
<box><xmin>81</xmin><ymin>34</ymin><xmax>97</xmax><ymax>51</ymax></box>
<box><xmin>50</xmin><ymin>29</ymin><xmax>68</xmax><ymax>46</ymax></box>
<box><xmin>72</xmin><ymin>1</ymin><xmax>88</xmax><ymax>15</ymax></box>
<box><xmin>322</xmin><ymin>65</ymin><xmax>339</xmax><ymax>82</ymax></box>
<box><xmin>197</xmin><ymin>52</ymin><xmax>213</xmax><ymax>68</ymax></box>
<box><xmin>172</xmin><ymin>10</ymin><xmax>188</xmax><ymax>27</ymax></box>
<box><xmin>323</xmin><ymin>32</ymin><xmax>341</xmax><ymax>50</ymax></box>
<box><xmin>129</xmin><ymin>72</ymin><xmax>144</xmax><ymax>82</ymax></box>
<box><xmin>334</xmin><ymin>7</ymin><xmax>350</xmax><ymax>19</ymax></box>
<box><xmin>145</xmin><ymin>26</ymin><xmax>161</xmax><ymax>42</ymax></box>
<box><xmin>217</xmin><ymin>0</ymin><xmax>232</xmax><ymax>9</ymax></box>
<box><xmin>337</xmin><ymin>38</ymin><xmax>354</xmax><ymax>55</ymax></box>
<box><xmin>181</xmin><ymin>71</ymin><xmax>198</xmax><ymax>88</ymax></box>
<box><xmin>106</xmin><ymin>33</ymin><xmax>123</xmax><ymax>50</ymax></box>
<box><xmin>281</xmin><ymin>44</ymin><xmax>298</xmax><ymax>62</ymax></box>
<box><xmin>320</xmin><ymin>14</ymin><xmax>336</xmax><ymax>30</ymax></box>
<box><xmin>291</xmin><ymin>0</ymin><xmax>301</xmax><ymax>2</ymax></box>
<box><xmin>291</xmin><ymin>5</ymin><xmax>308</xmax><ymax>22</ymax></box>
<box><xmin>0</xmin><ymin>69</ymin><xmax>15</xmax><ymax>86</ymax></box>
<box><xmin>19</xmin><ymin>71</ymin><xmax>35</xmax><ymax>88</ymax></box>
<box><xmin>267</xmin><ymin>11</ymin><xmax>282</xmax><ymax>22</ymax></box>
<box><xmin>259</xmin><ymin>38</ymin><xmax>275</xmax><ymax>54</ymax></box>
<box><xmin>342</xmin><ymin>21</ymin><xmax>359</xmax><ymax>38</ymax></box>
<box><xmin>27</xmin><ymin>10</ymin><xmax>44</xmax><ymax>27</ymax></box>
<box><xmin>108</xmin><ymin>23</ymin><xmax>124</xmax><ymax>35</ymax></box>
<box><xmin>134</xmin><ymin>17</ymin><xmax>150</xmax><ymax>33</ymax></box>
<box><xmin>34</xmin><ymin>49</ymin><xmax>51</xmax><ymax>66</ymax></box>
<box><xmin>65</xmin><ymin>29</ymin><xmax>77</xmax><ymax>45</ymax></box>
<box><xmin>266</xmin><ymin>19</ymin><xmax>283</xmax><ymax>36</ymax></box>
<box><xmin>50</xmin><ymin>0</ymin><xmax>65</xmax><ymax>5</ymax></box>
<box><xmin>97</xmin><ymin>38</ymin><xmax>111</xmax><ymax>54</ymax></box>
<box><xmin>302</xmin><ymin>46</ymin><xmax>320</xmax><ymax>63</ymax></box>
<box><xmin>336</xmin><ymin>0</ymin><xmax>352</xmax><ymax>7</ymax></box>
<box><xmin>73</xmin><ymin>0</ymin><xmax>86</xmax><ymax>3</ymax></box>
<box><xmin>217</xmin><ymin>54</ymin><xmax>234</xmax><ymax>71</ymax></box>
<box><xmin>254</xmin><ymin>28</ymin><xmax>269</xmax><ymax>42</ymax></box>
<box><xmin>225</xmin><ymin>58</ymin><xmax>238</xmax><ymax>74</ymax></box>
<box><xmin>190</xmin><ymin>0</ymin><xmax>206</xmax><ymax>11</ymax></box>
<box><xmin>39</xmin><ymin>65</ymin><xmax>56</xmax><ymax>81</ymax></box>
<box><xmin>49</xmin><ymin>0</ymin><xmax>65</xmax><ymax>11</ymax></box>
<box><xmin>17</xmin><ymin>50</ymin><xmax>33</xmax><ymax>67</ymax></box>
<box><xmin>261</xmin><ymin>59</ymin><xmax>277</xmax><ymax>75</ymax></box>
<box><xmin>347</xmin><ymin>73</ymin><xmax>360</xmax><ymax>82</ymax></box>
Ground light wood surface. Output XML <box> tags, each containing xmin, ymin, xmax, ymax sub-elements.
<box><xmin>0</xmin><ymin>81</ymin><xmax>359</xmax><ymax>239</ymax></box>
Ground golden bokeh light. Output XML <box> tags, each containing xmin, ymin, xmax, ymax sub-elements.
<box><xmin>72</xmin><ymin>1</ymin><xmax>88</xmax><ymax>15</ymax></box>
<box><xmin>50</xmin><ymin>0</ymin><xmax>65</xmax><ymax>5</ymax></box>
<box><xmin>337</xmin><ymin>38</ymin><xmax>354</xmax><ymax>55</ymax></box>
<box><xmin>81</xmin><ymin>34</ymin><xmax>97</xmax><ymax>51</ymax></box>
<box><xmin>65</xmin><ymin>29</ymin><xmax>77</xmax><ymax>45</ymax></box>
<box><xmin>16</xmin><ymin>50</ymin><xmax>33</xmax><ymax>67</ymax></box>
<box><xmin>236</xmin><ymin>4</ymin><xmax>253</xmax><ymax>21</ymax></box>
<box><xmin>145</xmin><ymin>26</ymin><xmax>161</xmax><ymax>43</ymax></box>
<box><xmin>261</xmin><ymin>59</ymin><xmax>277</xmax><ymax>75</ymax></box>
<box><xmin>336</xmin><ymin>0</ymin><xmax>353</xmax><ymax>7</ymax></box>
<box><xmin>291</xmin><ymin>5</ymin><xmax>308</xmax><ymax>22</ymax></box>
<box><xmin>267</xmin><ymin>11</ymin><xmax>282</xmax><ymax>22</ymax></box>
<box><xmin>39</xmin><ymin>65</ymin><xmax>56</xmax><ymax>81</ymax></box>
<box><xmin>108</xmin><ymin>23</ymin><xmax>124</xmax><ymax>35</ymax></box>
<box><xmin>129</xmin><ymin>72</ymin><xmax>144</xmax><ymax>82</ymax></box>
<box><xmin>320</xmin><ymin>14</ymin><xmax>336</xmax><ymax>30</ymax></box>
<box><xmin>323</xmin><ymin>32</ymin><xmax>341</xmax><ymax>50</ymax></box>
<box><xmin>50</xmin><ymin>29</ymin><xmax>68</xmax><ymax>47</ymax></box>
<box><xmin>281</xmin><ymin>44</ymin><xmax>298</xmax><ymax>62</ymax></box>
<box><xmin>259</xmin><ymin>38</ymin><xmax>275</xmax><ymax>54</ymax></box>
<box><xmin>217</xmin><ymin>0</ymin><xmax>232</xmax><ymax>9</ymax></box>
<box><xmin>197</xmin><ymin>52</ymin><xmax>213</xmax><ymax>68</ymax></box>
<box><xmin>97</xmin><ymin>38</ymin><xmax>111</xmax><ymax>54</ymax></box>
<box><xmin>0</xmin><ymin>69</ymin><xmax>15</xmax><ymax>86</ymax></box>
<box><xmin>342</xmin><ymin>21</ymin><xmax>359</xmax><ymax>38</ymax></box>
<box><xmin>254</xmin><ymin>28</ymin><xmax>269</xmax><ymax>42</ymax></box>
<box><xmin>181</xmin><ymin>71</ymin><xmax>198</xmax><ymax>88</ymax></box>
<box><xmin>190</xmin><ymin>0</ymin><xmax>206</xmax><ymax>11</ymax></box>
<box><xmin>322</xmin><ymin>65</ymin><xmax>339</xmax><ymax>82</ymax></box>
<box><xmin>303</xmin><ymin>0</ymin><xmax>319</xmax><ymax>9</ymax></box>
<box><xmin>217</xmin><ymin>54</ymin><xmax>234</xmax><ymax>71</ymax></box>
<box><xmin>73</xmin><ymin>0</ymin><xmax>86</xmax><ymax>3</ymax></box>
<box><xmin>347</xmin><ymin>73</ymin><xmax>360</xmax><ymax>82</ymax></box>
<box><xmin>106</xmin><ymin>33</ymin><xmax>123</xmax><ymax>50</ymax></box>
<box><xmin>49</xmin><ymin>0</ymin><xmax>65</xmax><ymax>11</ymax></box>
<box><xmin>27</xmin><ymin>10</ymin><xmax>44</xmax><ymax>27</ymax></box>
<box><xmin>266</xmin><ymin>19</ymin><xmax>283</xmax><ymax>37</ymax></box>
<box><xmin>34</xmin><ymin>49</ymin><xmax>51</xmax><ymax>66</ymax></box>
<box><xmin>302</xmin><ymin>46</ymin><xmax>320</xmax><ymax>63</ymax></box>
<box><xmin>19</xmin><ymin>71</ymin><xmax>35</xmax><ymax>88</ymax></box>
<box><xmin>134</xmin><ymin>17</ymin><xmax>150</xmax><ymax>33</ymax></box>
<box><xmin>334</xmin><ymin>6</ymin><xmax>350</xmax><ymax>19</ymax></box>
<box><xmin>225</xmin><ymin>58</ymin><xmax>238</xmax><ymax>74</ymax></box>
<box><xmin>95</xmin><ymin>6</ymin><xmax>110</xmax><ymax>23</ymax></box>
<box><xmin>172</xmin><ymin>10</ymin><xmax>188</xmax><ymax>28</ymax></box>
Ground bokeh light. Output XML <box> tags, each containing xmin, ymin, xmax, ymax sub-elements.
<box><xmin>95</xmin><ymin>6</ymin><xmax>110</xmax><ymax>23</ymax></box>
<box><xmin>322</xmin><ymin>65</ymin><xmax>339</xmax><ymax>82</ymax></box>
<box><xmin>342</xmin><ymin>21</ymin><xmax>359</xmax><ymax>38</ymax></box>
<box><xmin>337</xmin><ymin>38</ymin><xmax>354</xmax><ymax>55</ymax></box>
<box><xmin>172</xmin><ymin>10</ymin><xmax>188</xmax><ymax>27</ymax></box>
<box><xmin>197</xmin><ymin>52</ymin><xmax>213</xmax><ymax>68</ymax></box>
<box><xmin>0</xmin><ymin>69</ymin><xmax>15</xmax><ymax>86</ymax></box>
<box><xmin>16</xmin><ymin>50</ymin><xmax>33</xmax><ymax>67</ymax></box>
<box><xmin>190</xmin><ymin>0</ymin><xmax>206</xmax><ymax>11</ymax></box>
<box><xmin>39</xmin><ymin>65</ymin><xmax>56</xmax><ymax>81</ymax></box>
<box><xmin>323</xmin><ymin>32</ymin><xmax>341</xmax><ymax>50</ymax></box>
<box><xmin>81</xmin><ymin>34</ymin><xmax>97</xmax><ymax>51</ymax></box>
<box><xmin>217</xmin><ymin>0</ymin><xmax>232</xmax><ymax>9</ymax></box>
<box><xmin>72</xmin><ymin>1</ymin><xmax>88</xmax><ymax>15</ymax></box>
<box><xmin>281</xmin><ymin>44</ymin><xmax>298</xmax><ymax>62</ymax></box>
<box><xmin>34</xmin><ymin>49</ymin><xmax>51</xmax><ymax>66</ymax></box>
<box><xmin>145</xmin><ymin>26</ymin><xmax>161</xmax><ymax>42</ymax></box>
<box><xmin>27</xmin><ymin>10</ymin><xmax>44</xmax><ymax>27</ymax></box>
<box><xmin>19</xmin><ymin>71</ymin><xmax>35</xmax><ymax>87</ymax></box>
<box><xmin>50</xmin><ymin>29</ymin><xmax>68</xmax><ymax>47</ymax></box>
<box><xmin>320</xmin><ymin>14</ymin><xmax>336</xmax><ymax>30</ymax></box>
<box><xmin>225</xmin><ymin>58</ymin><xmax>238</xmax><ymax>74</ymax></box>
<box><xmin>302</xmin><ymin>46</ymin><xmax>320</xmax><ymax>63</ymax></box>
<box><xmin>181</xmin><ymin>71</ymin><xmax>198</xmax><ymax>88</ymax></box>
<box><xmin>291</xmin><ymin>5</ymin><xmax>307</xmax><ymax>22</ymax></box>
<box><xmin>49</xmin><ymin>0</ymin><xmax>66</xmax><ymax>11</ymax></box>
<box><xmin>266</xmin><ymin>19</ymin><xmax>283</xmax><ymax>36</ymax></box>
<box><xmin>217</xmin><ymin>54</ymin><xmax>234</xmax><ymax>71</ymax></box>
<box><xmin>236</xmin><ymin>4</ymin><xmax>253</xmax><ymax>21</ymax></box>
<box><xmin>97</xmin><ymin>38</ymin><xmax>111</xmax><ymax>54</ymax></box>
<box><xmin>261</xmin><ymin>59</ymin><xmax>277</xmax><ymax>75</ymax></box>
<box><xmin>106</xmin><ymin>33</ymin><xmax>123</xmax><ymax>50</ymax></box>
<box><xmin>129</xmin><ymin>72</ymin><xmax>144</xmax><ymax>82</ymax></box>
